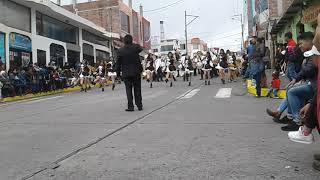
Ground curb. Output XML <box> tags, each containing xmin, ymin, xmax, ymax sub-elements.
<box><xmin>246</xmin><ymin>80</ymin><xmax>286</xmax><ymax>99</ymax></box>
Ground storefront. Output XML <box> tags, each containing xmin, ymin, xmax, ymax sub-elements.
<box><xmin>9</xmin><ymin>32</ymin><xmax>32</xmax><ymax>69</ymax></box>
<box><xmin>0</xmin><ymin>32</ymin><xmax>5</xmax><ymax>69</ymax></box>
<box><xmin>96</xmin><ymin>49</ymin><xmax>110</xmax><ymax>63</ymax></box>
<box><xmin>83</xmin><ymin>43</ymin><xmax>94</xmax><ymax>66</ymax></box>
<box><xmin>50</xmin><ymin>43</ymin><xmax>65</xmax><ymax>68</ymax></box>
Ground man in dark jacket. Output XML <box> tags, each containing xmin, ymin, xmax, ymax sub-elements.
<box><xmin>116</xmin><ymin>35</ymin><xmax>143</xmax><ymax>111</ymax></box>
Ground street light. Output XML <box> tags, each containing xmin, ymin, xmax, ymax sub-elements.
<box><xmin>232</xmin><ymin>14</ymin><xmax>244</xmax><ymax>54</ymax></box>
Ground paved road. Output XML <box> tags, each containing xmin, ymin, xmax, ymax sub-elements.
<box><xmin>0</xmin><ymin>77</ymin><xmax>319</xmax><ymax>180</ymax></box>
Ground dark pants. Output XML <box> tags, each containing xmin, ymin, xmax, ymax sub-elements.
<box><xmin>124</xmin><ymin>76</ymin><xmax>142</xmax><ymax>109</ymax></box>
<box><xmin>304</xmin><ymin>103</ymin><xmax>318</xmax><ymax>130</ymax></box>
<box><xmin>253</xmin><ymin>72</ymin><xmax>262</xmax><ymax>97</ymax></box>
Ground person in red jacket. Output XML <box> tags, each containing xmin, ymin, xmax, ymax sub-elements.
<box><xmin>267</xmin><ymin>71</ymin><xmax>281</xmax><ymax>98</ymax></box>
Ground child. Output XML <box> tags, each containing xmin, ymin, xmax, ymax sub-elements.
<box><xmin>267</xmin><ymin>71</ymin><xmax>280</xmax><ymax>98</ymax></box>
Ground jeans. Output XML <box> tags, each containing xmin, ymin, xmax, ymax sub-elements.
<box><xmin>267</xmin><ymin>88</ymin><xmax>279</xmax><ymax>97</ymax></box>
<box><xmin>253</xmin><ymin>72</ymin><xmax>262</xmax><ymax>97</ymax></box>
<box><xmin>287</xmin><ymin>63</ymin><xmax>297</xmax><ymax>81</ymax></box>
<box><xmin>286</xmin><ymin>84</ymin><xmax>314</xmax><ymax>123</ymax></box>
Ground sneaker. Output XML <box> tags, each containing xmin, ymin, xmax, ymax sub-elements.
<box><xmin>266</xmin><ymin>109</ymin><xmax>281</xmax><ymax>120</ymax></box>
<box><xmin>288</xmin><ymin>127</ymin><xmax>314</xmax><ymax>144</ymax></box>
<box><xmin>313</xmin><ymin>161</ymin><xmax>320</xmax><ymax>171</ymax></box>
<box><xmin>273</xmin><ymin>116</ymin><xmax>292</xmax><ymax>124</ymax></box>
<box><xmin>281</xmin><ymin>121</ymin><xmax>300</xmax><ymax>131</ymax></box>
<box><xmin>314</xmin><ymin>154</ymin><xmax>320</xmax><ymax>161</ymax></box>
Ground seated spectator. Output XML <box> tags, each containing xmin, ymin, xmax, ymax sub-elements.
<box><xmin>0</xmin><ymin>70</ymin><xmax>15</xmax><ymax>98</ymax></box>
<box><xmin>266</xmin><ymin>32</ymin><xmax>317</xmax><ymax>131</ymax></box>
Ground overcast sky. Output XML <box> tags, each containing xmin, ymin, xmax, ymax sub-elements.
<box><xmin>60</xmin><ymin>0</ymin><xmax>246</xmax><ymax>51</ymax></box>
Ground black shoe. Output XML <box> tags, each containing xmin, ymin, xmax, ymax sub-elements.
<box><xmin>205</xmin><ymin>81</ymin><xmax>207</xmax><ymax>85</ymax></box>
<box><xmin>273</xmin><ymin>116</ymin><xmax>292</xmax><ymax>124</ymax></box>
<box><xmin>165</xmin><ymin>79</ymin><xmax>168</xmax><ymax>83</ymax></box>
<box><xmin>80</xmin><ymin>88</ymin><xmax>84</xmax><ymax>92</ymax></box>
<box><xmin>112</xmin><ymin>84</ymin><xmax>115</xmax><ymax>91</ymax></box>
<box><xmin>125</xmin><ymin>109</ymin><xmax>134</xmax><ymax>112</ymax></box>
<box><xmin>84</xmin><ymin>88</ymin><xmax>87</xmax><ymax>93</ymax></box>
<box><xmin>170</xmin><ymin>82</ymin><xmax>173</xmax><ymax>87</ymax></box>
<box><xmin>147</xmin><ymin>79</ymin><xmax>150</xmax><ymax>82</ymax></box>
<box><xmin>208</xmin><ymin>81</ymin><xmax>210</xmax><ymax>85</ymax></box>
<box><xmin>281</xmin><ymin>122</ymin><xmax>300</xmax><ymax>131</ymax></box>
<box><xmin>150</xmin><ymin>83</ymin><xmax>153</xmax><ymax>88</ymax></box>
<box><xmin>138</xmin><ymin>107</ymin><xmax>143</xmax><ymax>111</ymax></box>
<box><xmin>102</xmin><ymin>87</ymin><xmax>104</xmax><ymax>92</ymax></box>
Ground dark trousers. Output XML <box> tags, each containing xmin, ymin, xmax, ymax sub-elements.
<box><xmin>124</xmin><ymin>76</ymin><xmax>142</xmax><ymax>109</ymax></box>
<box><xmin>253</xmin><ymin>72</ymin><xmax>262</xmax><ymax>97</ymax></box>
<box><xmin>304</xmin><ymin>103</ymin><xmax>318</xmax><ymax>130</ymax></box>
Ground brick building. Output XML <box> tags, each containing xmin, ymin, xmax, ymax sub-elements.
<box><xmin>64</xmin><ymin>0</ymin><xmax>151</xmax><ymax>51</ymax></box>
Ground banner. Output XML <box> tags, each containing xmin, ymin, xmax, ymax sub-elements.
<box><xmin>9</xmin><ymin>33</ymin><xmax>31</xmax><ymax>52</ymax></box>
<box><xmin>0</xmin><ymin>33</ymin><xmax>5</xmax><ymax>65</ymax></box>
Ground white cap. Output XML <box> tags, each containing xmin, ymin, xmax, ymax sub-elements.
<box><xmin>311</xmin><ymin>45</ymin><xmax>320</xmax><ymax>55</ymax></box>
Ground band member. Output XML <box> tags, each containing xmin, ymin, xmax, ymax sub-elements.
<box><xmin>79</xmin><ymin>62</ymin><xmax>90</xmax><ymax>92</ymax></box>
<box><xmin>165</xmin><ymin>52</ymin><xmax>176</xmax><ymax>87</ymax></box>
<box><xmin>217</xmin><ymin>53</ymin><xmax>229</xmax><ymax>84</ymax></box>
<box><xmin>154</xmin><ymin>54</ymin><xmax>163</xmax><ymax>82</ymax></box>
<box><xmin>107</xmin><ymin>61</ymin><xmax>117</xmax><ymax>90</ymax></box>
<box><xmin>185</xmin><ymin>55</ymin><xmax>194</xmax><ymax>86</ymax></box>
<box><xmin>145</xmin><ymin>54</ymin><xmax>155</xmax><ymax>88</ymax></box>
<box><xmin>202</xmin><ymin>52</ymin><xmax>212</xmax><ymax>85</ymax></box>
<box><xmin>94</xmin><ymin>62</ymin><xmax>106</xmax><ymax>91</ymax></box>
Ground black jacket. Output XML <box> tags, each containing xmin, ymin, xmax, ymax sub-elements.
<box><xmin>295</xmin><ymin>58</ymin><xmax>317</xmax><ymax>90</ymax></box>
<box><xmin>116</xmin><ymin>44</ymin><xmax>143</xmax><ymax>78</ymax></box>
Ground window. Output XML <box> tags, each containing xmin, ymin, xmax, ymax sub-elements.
<box><xmin>83</xmin><ymin>43</ymin><xmax>94</xmax><ymax>66</ymax></box>
<box><xmin>161</xmin><ymin>45</ymin><xmax>174</xmax><ymax>52</ymax></box>
<box><xmin>193</xmin><ymin>44</ymin><xmax>199</xmax><ymax>50</ymax></box>
<box><xmin>37</xmin><ymin>50</ymin><xmax>46</xmax><ymax>67</ymax></box>
<box><xmin>133</xmin><ymin>14</ymin><xmax>139</xmax><ymax>37</ymax></box>
<box><xmin>0</xmin><ymin>0</ymin><xmax>31</xmax><ymax>32</ymax></box>
<box><xmin>36</xmin><ymin>12</ymin><xmax>78</xmax><ymax>44</ymax></box>
<box><xmin>180</xmin><ymin>44</ymin><xmax>186</xmax><ymax>50</ymax></box>
<box><xmin>50</xmin><ymin>44</ymin><xmax>65</xmax><ymax>68</ymax></box>
<box><xmin>82</xmin><ymin>30</ymin><xmax>109</xmax><ymax>47</ymax></box>
<box><xmin>153</xmin><ymin>49</ymin><xmax>159</xmax><ymax>53</ymax></box>
<box><xmin>96</xmin><ymin>50</ymin><xmax>110</xmax><ymax>63</ymax></box>
<box><xmin>121</xmin><ymin>11</ymin><xmax>130</xmax><ymax>33</ymax></box>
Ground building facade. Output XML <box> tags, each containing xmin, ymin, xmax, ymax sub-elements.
<box><xmin>0</xmin><ymin>0</ymin><xmax>118</xmax><ymax>70</ymax></box>
<box><xmin>63</xmin><ymin>0</ymin><xmax>151</xmax><ymax>50</ymax></box>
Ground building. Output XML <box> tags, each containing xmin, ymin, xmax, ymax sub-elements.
<box><xmin>0</xmin><ymin>0</ymin><xmax>118</xmax><ymax>70</ymax></box>
<box><xmin>151</xmin><ymin>37</ymin><xmax>207</xmax><ymax>57</ymax></box>
<box><xmin>63</xmin><ymin>0</ymin><xmax>151</xmax><ymax>51</ymax></box>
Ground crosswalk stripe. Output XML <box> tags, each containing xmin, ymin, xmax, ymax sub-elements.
<box><xmin>181</xmin><ymin>89</ymin><xmax>200</xmax><ymax>99</ymax></box>
<box><xmin>215</xmin><ymin>88</ymin><xmax>232</xmax><ymax>98</ymax></box>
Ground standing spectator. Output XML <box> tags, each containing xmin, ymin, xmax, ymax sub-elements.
<box><xmin>116</xmin><ymin>35</ymin><xmax>143</xmax><ymax>112</ymax></box>
<box><xmin>251</xmin><ymin>37</ymin><xmax>265</xmax><ymax>97</ymax></box>
<box><xmin>285</xmin><ymin>32</ymin><xmax>298</xmax><ymax>81</ymax></box>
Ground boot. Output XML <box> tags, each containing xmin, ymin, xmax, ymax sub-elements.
<box><xmin>112</xmin><ymin>84</ymin><xmax>115</xmax><ymax>91</ymax></box>
<box><xmin>266</xmin><ymin>108</ymin><xmax>281</xmax><ymax>120</ymax></box>
<box><xmin>150</xmin><ymin>83</ymin><xmax>153</xmax><ymax>88</ymax></box>
<box><xmin>165</xmin><ymin>79</ymin><xmax>168</xmax><ymax>83</ymax></box>
<box><xmin>102</xmin><ymin>87</ymin><xmax>105</xmax><ymax>92</ymax></box>
<box><xmin>170</xmin><ymin>82</ymin><xmax>173</xmax><ymax>87</ymax></box>
<box><xmin>208</xmin><ymin>81</ymin><xmax>210</xmax><ymax>85</ymax></box>
<box><xmin>205</xmin><ymin>81</ymin><xmax>207</xmax><ymax>85</ymax></box>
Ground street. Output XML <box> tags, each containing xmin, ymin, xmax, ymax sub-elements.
<box><xmin>0</xmin><ymin>78</ymin><xmax>319</xmax><ymax>180</ymax></box>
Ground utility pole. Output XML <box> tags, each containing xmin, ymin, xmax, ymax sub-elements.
<box><xmin>109</xmin><ymin>7</ymin><xmax>114</xmax><ymax>58</ymax></box>
<box><xmin>184</xmin><ymin>11</ymin><xmax>199</xmax><ymax>56</ymax></box>
<box><xmin>232</xmin><ymin>14</ymin><xmax>244</xmax><ymax>54</ymax></box>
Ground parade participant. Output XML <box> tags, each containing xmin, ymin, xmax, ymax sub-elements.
<box><xmin>79</xmin><ymin>62</ymin><xmax>90</xmax><ymax>92</ymax></box>
<box><xmin>229</xmin><ymin>54</ymin><xmax>238</xmax><ymax>82</ymax></box>
<box><xmin>116</xmin><ymin>35</ymin><xmax>143</xmax><ymax>112</ymax></box>
<box><xmin>145</xmin><ymin>54</ymin><xmax>155</xmax><ymax>88</ymax></box>
<box><xmin>202</xmin><ymin>52</ymin><xmax>212</xmax><ymax>85</ymax></box>
<box><xmin>194</xmin><ymin>53</ymin><xmax>203</xmax><ymax>79</ymax></box>
<box><xmin>106</xmin><ymin>61</ymin><xmax>117</xmax><ymax>91</ymax></box>
<box><xmin>217</xmin><ymin>53</ymin><xmax>228</xmax><ymax>84</ymax></box>
<box><xmin>186</xmin><ymin>55</ymin><xmax>194</xmax><ymax>86</ymax></box>
<box><xmin>154</xmin><ymin>54</ymin><xmax>163</xmax><ymax>82</ymax></box>
<box><xmin>165</xmin><ymin>52</ymin><xmax>176</xmax><ymax>87</ymax></box>
<box><xmin>94</xmin><ymin>62</ymin><xmax>106</xmax><ymax>92</ymax></box>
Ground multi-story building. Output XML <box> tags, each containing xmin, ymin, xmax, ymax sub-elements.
<box><xmin>151</xmin><ymin>37</ymin><xmax>207</xmax><ymax>58</ymax></box>
<box><xmin>63</xmin><ymin>0</ymin><xmax>151</xmax><ymax>52</ymax></box>
<box><xmin>0</xmin><ymin>0</ymin><xmax>118</xmax><ymax>70</ymax></box>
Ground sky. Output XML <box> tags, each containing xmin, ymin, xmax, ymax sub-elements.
<box><xmin>59</xmin><ymin>0</ymin><xmax>247</xmax><ymax>51</ymax></box>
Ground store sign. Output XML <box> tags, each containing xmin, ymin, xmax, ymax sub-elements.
<box><xmin>0</xmin><ymin>33</ymin><xmax>5</xmax><ymax>65</ymax></box>
<box><xmin>9</xmin><ymin>33</ymin><xmax>31</xmax><ymax>52</ymax></box>
<box><xmin>302</xmin><ymin>5</ymin><xmax>320</xmax><ymax>24</ymax></box>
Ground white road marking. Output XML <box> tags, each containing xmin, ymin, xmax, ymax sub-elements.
<box><xmin>23</xmin><ymin>96</ymin><xmax>64</xmax><ymax>104</ymax></box>
<box><xmin>215</xmin><ymin>88</ymin><xmax>232</xmax><ymax>98</ymax></box>
<box><xmin>176</xmin><ymin>89</ymin><xmax>193</xmax><ymax>99</ymax></box>
<box><xmin>181</xmin><ymin>89</ymin><xmax>201</xmax><ymax>99</ymax></box>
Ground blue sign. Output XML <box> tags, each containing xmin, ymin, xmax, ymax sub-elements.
<box><xmin>0</xmin><ymin>33</ymin><xmax>5</xmax><ymax>65</ymax></box>
<box><xmin>9</xmin><ymin>33</ymin><xmax>31</xmax><ymax>52</ymax></box>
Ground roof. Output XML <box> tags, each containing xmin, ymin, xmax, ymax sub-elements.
<box><xmin>12</xmin><ymin>0</ymin><xmax>120</xmax><ymax>39</ymax></box>
<box><xmin>271</xmin><ymin>0</ymin><xmax>304</xmax><ymax>34</ymax></box>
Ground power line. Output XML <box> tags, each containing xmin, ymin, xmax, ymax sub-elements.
<box><xmin>143</xmin><ymin>0</ymin><xmax>185</xmax><ymax>13</ymax></box>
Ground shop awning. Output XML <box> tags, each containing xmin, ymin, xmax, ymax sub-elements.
<box><xmin>271</xmin><ymin>0</ymin><xmax>304</xmax><ymax>34</ymax></box>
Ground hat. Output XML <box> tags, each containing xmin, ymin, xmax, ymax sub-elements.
<box><xmin>311</xmin><ymin>45</ymin><xmax>320</xmax><ymax>55</ymax></box>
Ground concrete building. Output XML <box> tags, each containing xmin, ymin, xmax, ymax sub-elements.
<box><xmin>63</xmin><ymin>0</ymin><xmax>151</xmax><ymax>51</ymax></box>
<box><xmin>151</xmin><ymin>37</ymin><xmax>207</xmax><ymax>57</ymax></box>
<box><xmin>0</xmin><ymin>0</ymin><xmax>118</xmax><ymax>70</ymax></box>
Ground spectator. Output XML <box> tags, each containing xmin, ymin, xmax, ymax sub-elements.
<box><xmin>285</xmin><ymin>32</ymin><xmax>298</xmax><ymax>81</ymax></box>
<box><xmin>267</xmin><ymin>71</ymin><xmax>280</xmax><ymax>98</ymax></box>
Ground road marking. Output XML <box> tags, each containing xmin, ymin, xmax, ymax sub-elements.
<box><xmin>215</xmin><ymin>88</ymin><xmax>232</xmax><ymax>98</ymax></box>
<box><xmin>176</xmin><ymin>89</ymin><xmax>193</xmax><ymax>99</ymax></box>
<box><xmin>144</xmin><ymin>90</ymin><xmax>168</xmax><ymax>99</ymax></box>
<box><xmin>23</xmin><ymin>96</ymin><xmax>64</xmax><ymax>104</ymax></box>
<box><xmin>181</xmin><ymin>89</ymin><xmax>201</xmax><ymax>99</ymax></box>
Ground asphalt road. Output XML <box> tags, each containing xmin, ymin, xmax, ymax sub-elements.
<box><xmin>0</xmin><ymin>77</ymin><xmax>319</xmax><ymax>180</ymax></box>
